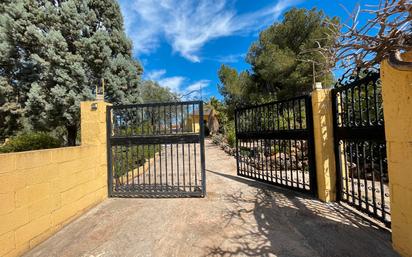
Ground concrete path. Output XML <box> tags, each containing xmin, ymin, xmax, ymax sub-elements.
<box><xmin>24</xmin><ymin>140</ymin><xmax>398</xmax><ymax>257</ymax></box>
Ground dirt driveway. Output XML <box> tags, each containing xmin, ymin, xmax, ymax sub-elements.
<box><xmin>24</xmin><ymin>140</ymin><xmax>398</xmax><ymax>257</ymax></box>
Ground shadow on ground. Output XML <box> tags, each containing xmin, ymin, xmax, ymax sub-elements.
<box><xmin>204</xmin><ymin>169</ymin><xmax>398</xmax><ymax>257</ymax></box>
<box><xmin>22</xmin><ymin>141</ymin><xmax>398</xmax><ymax>257</ymax></box>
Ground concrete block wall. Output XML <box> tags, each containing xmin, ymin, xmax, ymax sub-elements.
<box><xmin>381</xmin><ymin>52</ymin><xmax>412</xmax><ymax>257</ymax></box>
<box><xmin>0</xmin><ymin>101</ymin><xmax>109</xmax><ymax>257</ymax></box>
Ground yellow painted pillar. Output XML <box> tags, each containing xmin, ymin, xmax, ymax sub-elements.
<box><xmin>311</xmin><ymin>89</ymin><xmax>337</xmax><ymax>202</ymax></box>
<box><xmin>381</xmin><ymin>52</ymin><xmax>412</xmax><ymax>257</ymax></box>
<box><xmin>80</xmin><ymin>101</ymin><xmax>111</xmax><ymax>199</ymax></box>
<box><xmin>80</xmin><ymin>101</ymin><xmax>111</xmax><ymax>146</ymax></box>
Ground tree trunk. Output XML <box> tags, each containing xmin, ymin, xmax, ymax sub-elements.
<box><xmin>67</xmin><ymin>124</ymin><xmax>77</xmax><ymax>146</ymax></box>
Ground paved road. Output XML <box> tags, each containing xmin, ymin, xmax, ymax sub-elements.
<box><xmin>24</xmin><ymin>140</ymin><xmax>398</xmax><ymax>257</ymax></box>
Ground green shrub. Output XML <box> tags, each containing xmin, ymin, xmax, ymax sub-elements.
<box><xmin>224</xmin><ymin>121</ymin><xmax>236</xmax><ymax>148</ymax></box>
<box><xmin>227</xmin><ymin>131</ymin><xmax>235</xmax><ymax>148</ymax></box>
<box><xmin>113</xmin><ymin>145</ymin><xmax>160</xmax><ymax>178</ymax></box>
<box><xmin>0</xmin><ymin>132</ymin><xmax>62</xmax><ymax>153</ymax></box>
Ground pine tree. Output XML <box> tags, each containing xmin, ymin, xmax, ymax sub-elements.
<box><xmin>0</xmin><ymin>0</ymin><xmax>143</xmax><ymax>145</ymax></box>
<box><xmin>140</xmin><ymin>81</ymin><xmax>179</xmax><ymax>103</ymax></box>
<box><xmin>218</xmin><ymin>8</ymin><xmax>339</xmax><ymax>113</ymax></box>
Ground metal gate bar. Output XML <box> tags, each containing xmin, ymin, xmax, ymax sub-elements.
<box><xmin>235</xmin><ymin>95</ymin><xmax>317</xmax><ymax>196</ymax></box>
<box><xmin>332</xmin><ymin>72</ymin><xmax>390</xmax><ymax>226</ymax></box>
<box><xmin>107</xmin><ymin>101</ymin><xmax>206</xmax><ymax>197</ymax></box>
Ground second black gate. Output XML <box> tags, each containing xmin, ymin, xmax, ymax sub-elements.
<box><xmin>235</xmin><ymin>95</ymin><xmax>317</xmax><ymax>196</ymax></box>
<box><xmin>107</xmin><ymin>101</ymin><xmax>206</xmax><ymax>197</ymax></box>
<box><xmin>332</xmin><ymin>72</ymin><xmax>390</xmax><ymax>226</ymax></box>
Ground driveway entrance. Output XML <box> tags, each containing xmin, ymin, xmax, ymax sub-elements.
<box><xmin>24</xmin><ymin>140</ymin><xmax>398</xmax><ymax>257</ymax></box>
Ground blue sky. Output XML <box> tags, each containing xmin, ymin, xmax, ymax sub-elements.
<box><xmin>118</xmin><ymin>0</ymin><xmax>377</xmax><ymax>100</ymax></box>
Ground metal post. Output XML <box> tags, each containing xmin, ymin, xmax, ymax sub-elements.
<box><xmin>234</xmin><ymin>110</ymin><xmax>240</xmax><ymax>175</ymax></box>
<box><xmin>199</xmin><ymin>101</ymin><xmax>206</xmax><ymax>197</ymax></box>
<box><xmin>106</xmin><ymin>105</ymin><xmax>113</xmax><ymax>197</ymax></box>
<box><xmin>305</xmin><ymin>95</ymin><xmax>318</xmax><ymax>197</ymax></box>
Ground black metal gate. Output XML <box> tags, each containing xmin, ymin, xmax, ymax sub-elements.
<box><xmin>332</xmin><ymin>72</ymin><xmax>390</xmax><ymax>226</ymax></box>
<box><xmin>235</xmin><ymin>95</ymin><xmax>317</xmax><ymax>196</ymax></box>
<box><xmin>107</xmin><ymin>101</ymin><xmax>206</xmax><ymax>197</ymax></box>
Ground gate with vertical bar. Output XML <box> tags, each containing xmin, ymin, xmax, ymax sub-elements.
<box><xmin>107</xmin><ymin>101</ymin><xmax>206</xmax><ymax>197</ymax></box>
<box><xmin>332</xmin><ymin>72</ymin><xmax>390</xmax><ymax>226</ymax></box>
<box><xmin>234</xmin><ymin>95</ymin><xmax>317</xmax><ymax>196</ymax></box>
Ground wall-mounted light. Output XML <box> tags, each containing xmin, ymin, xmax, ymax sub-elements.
<box><xmin>91</xmin><ymin>103</ymin><xmax>98</xmax><ymax>111</ymax></box>
<box><xmin>314</xmin><ymin>82</ymin><xmax>322</xmax><ymax>90</ymax></box>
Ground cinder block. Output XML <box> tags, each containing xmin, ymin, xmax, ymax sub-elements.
<box><xmin>50</xmin><ymin>146</ymin><xmax>84</xmax><ymax>163</ymax></box>
<box><xmin>75</xmin><ymin>168</ymin><xmax>94</xmax><ymax>185</ymax></box>
<box><xmin>15</xmin><ymin>187</ymin><xmax>28</xmax><ymax>208</ymax></box>
<box><xmin>388</xmin><ymin>161</ymin><xmax>412</xmax><ymax>187</ymax></box>
<box><xmin>0</xmin><ymin>172</ymin><xmax>26</xmax><ymax>194</ymax></box>
<box><xmin>0</xmin><ymin>207</ymin><xmax>29</xmax><ymax>236</ymax></box>
<box><xmin>50</xmin><ymin>193</ymin><xmax>62</xmax><ymax>212</ymax></box>
<box><xmin>391</xmin><ymin>184</ymin><xmax>412</xmax><ymax>216</ymax></box>
<box><xmin>2</xmin><ymin>242</ymin><xmax>29</xmax><ymax>257</ymax></box>
<box><xmin>28</xmin><ymin>197</ymin><xmax>54</xmax><ymax>221</ymax></box>
<box><xmin>387</xmin><ymin>142</ymin><xmax>412</xmax><ymax>164</ymax></box>
<box><xmin>0</xmin><ymin>192</ymin><xmax>15</xmax><ymax>215</ymax></box>
<box><xmin>15</xmin><ymin>214</ymin><xmax>51</xmax><ymax>247</ymax></box>
<box><xmin>61</xmin><ymin>184</ymin><xmax>87</xmax><ymax>206</ymax></box>
<box><xmin>29</xmin><ymin>225</ymin><xmax>59</xmax><ymax>249</ymax></box>
<box><xmin>97</xmin><ymin>175</ymin><xmax>107</xmax><ymax>188</ymax></box>
<box><xmin>392</xmin><ymin>223</ymin><xmax>412</xmax><ymax>257</ymax></box>
<box><xmin>51</xmin><ymin>202</ymin><xmax>77</xmax><ymax>226</ymax></box>
<box><xmin>27</xmin><ymin>183</ymin><xmax>50</xmax><ymax>203</ymax></box>
<box><xmin>15</xmin><ymin>150</ymin><xmax>52</xmax><ymax>170</ymax></box>
<box><xmin>24</xmin><ymin>164</ymin><xmax>58</xmax><ymax>186</ymax></box>
<box><xmin>0</xmin><ymin>231</ymin><xmax>15</xmax><ymax>256</ymax></box>
<box><xmin>58</xmin><ymin>159</ymin><xmax>83</xmax><ymax>177</ymax></box>
<box><xmin>0</xmin><ymin>154</ymin><xmax>16</xmax><ymax>174</ymax></box>
<box><xmin>95</xmin><ymin>187</ymin><xmax>107</xmax><ymax>200</ymax></box>
<box><xmin>73</xmin><ymin>193</ymin><xmax>100</xmax><ymax>213</ymax></box>
<box><xmin>82</xmin><ymin>180</ymin><xmax>97</xmax><ymax>195</ymax></box>
<box><xmin>54</xmin><ymin>174</ymin><xmax>78</xmax><ymax>192</ymax></box>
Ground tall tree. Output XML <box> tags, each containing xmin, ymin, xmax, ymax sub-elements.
<box><xmin>140</xmin><ymin>80</ymin><xmax>179</xmax><ymax>103</ymax></box>
<box><xmin>0</xmin><ymin>0</ymin><xmax>142</xmax><ymax>145</ymax></box>
<box><xmin>217</xmin><ymin>65</ymin><xmax>256</xmax><ymax>118</ymax></box>
<box><xmin>218</xmin><ymin>8</ymin><xmax>339</xmax><ymax>114</ymax></box>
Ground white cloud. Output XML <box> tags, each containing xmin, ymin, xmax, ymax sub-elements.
<box><xmin>145</xmin><ymin>69</ymin><xmax>209</xmax><ymax>97</ymax></box>
<box><xmin>185</xmin><ymin>80</ymin><xmax>210</xmax><ymax>92</ymax></box>
<box><xmin>120</xmin><ymin>0</ymin><xmax>301</xmax><ymax>62</ymax></box>
<box><xmin>158</xmin><ymin>76</ymin><xmax>186</xmax><ymax>92</ymax></box>
<box><xmin>209</xmin><ymin>53</ymin><xmax>246</xmax><ymax>63</ymax></box>
<box><xmin>182</xmin><ymin>80</ymin><xmax>210</xmax><ymax>100</ymax></box>
<box><xmin>146</xmin><ymin>69</ymin><xmax>166</xmax><ymax>80</ymax></box>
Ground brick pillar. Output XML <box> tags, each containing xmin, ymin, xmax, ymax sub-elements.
<box><xmin>381</xmin><ymin>52</ymin><xmax>412</xmax><ymax>257</ymax></box>
<box><xmin>311</xmin><ymin>89</ymin><xmax>337</xmax><ymax>202</ymax></box>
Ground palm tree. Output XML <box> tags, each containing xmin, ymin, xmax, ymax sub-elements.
<box><xmin>204</xmin><ymin>96</ymin><xmax>223</xmax><ymax>135</ymax></box>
